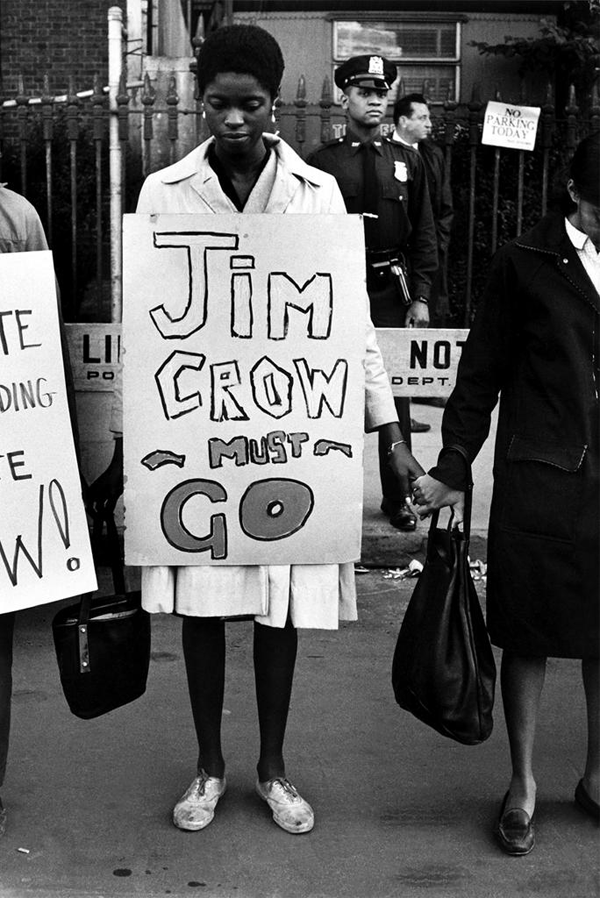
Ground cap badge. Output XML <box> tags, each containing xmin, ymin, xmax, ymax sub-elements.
<box><xmin>394</xmin><ymin>161</ymin><xmax>408</xmax><ymax>183</ymax></box>
<box><xmin>368</xmin><ymin>56</ymin><xmax>385</xmax><ymax>76</ymax></box>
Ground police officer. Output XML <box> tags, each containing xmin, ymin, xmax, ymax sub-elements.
<box><xmin>308</xmin><ymin>55</ymin><xmax>438</xmax><ymax>531</ymax></box>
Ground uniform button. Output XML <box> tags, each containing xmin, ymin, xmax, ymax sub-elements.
<box><xmin>563</xmin><ymin>258</ymin><xmax>569</xmax><ymax>263</ymax></box>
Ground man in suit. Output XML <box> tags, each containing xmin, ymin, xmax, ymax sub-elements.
<box><xmin>391</xmin><ymin>93</ymin><xmax>454</xmax><ymax>328</ymax></box>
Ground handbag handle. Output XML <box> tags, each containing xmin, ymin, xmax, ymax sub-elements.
<box><xmin>76</xmin><ymin>511</ymin><xmax>127</xmax><ymax>674</ymax></box>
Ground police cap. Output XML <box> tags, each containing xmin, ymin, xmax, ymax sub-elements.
<box><xmin>334</xmin><ymin>55</ymin><xmax>396</xmax><ymax>92</ymax></box>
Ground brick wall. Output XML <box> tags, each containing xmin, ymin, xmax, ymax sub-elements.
<box><xmin>0</xmin><ymin>0</ymin><xmax>126</xmax><ymax>97</ymax></box>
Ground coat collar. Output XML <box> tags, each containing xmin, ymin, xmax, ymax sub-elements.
<box><xmin>515</xmin><ymin>211</ymin><xmax>599</xmax><ymax>315</ymax></box>
<box><xmin>344</xmin><ymin>128</ymin><xmax>384</xmax><ymax>155</ymax></box>
<box><xmin>156</xmin><ymin>133</ymin><xmax>325</xmax><ymax>213</ymax></box>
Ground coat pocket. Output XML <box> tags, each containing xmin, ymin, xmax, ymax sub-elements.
<box><xmin>500</xmin><ymin>436</ymin><xmax>587</xmax><ymax>542</ymax></box>
<box><xmin>382</xmin><ymin>181</ymin><xmax>409</xmax><ymax>205</ymax></box>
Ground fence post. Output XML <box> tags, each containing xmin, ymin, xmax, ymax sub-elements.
<box><xmin>540</xmin><ymin>82</ymin><xmax>554</xmax><ymax>217</ymax></box>
<box><xmin>142</xmin><ymin>73</ymin><xmax>157</xmax><ymax>177</ymax></box>
<box><xmin>490</xmin><ymin>88</ymin><xmax>501</xmax><ymax>255</ymax></box>
<box><xmin>108</xmin><ymin>5</ymin><xmax>124</xmax><ymax>323</ymax></box>
<box><xmin>295</xmin><ymin>75</ymin><xmax>307</xmax><ymax>155</ymax></box>
<box><xmin>565</xmin><ymin>85</ymin><xmax>579</xmax><ymax>153</ymax></box>
<box><xmin>464</xmin><ymin>84</ymin><xmax>482</xmax><ymax>326</ymax></box>
<box><xmin>16</xmin><ymin>75</ymin><xmax>28</xmax><ymax>194</ymax></box>
<box><xmin>66</xmin><ymin>76</ymin><xmax>80</xmax><ymax>317</ymax></box>
<box><xmin>166</xmin><ymin>72</ymin><xmax>180</xmax><ymax>165</ymax></box>
<box><xmin>319</xmin><ymin>77</ymin><xmax>333</xmax><ymax>144</ymax></box>
<box><xmin>590</xmin><ymin>79</ymin><xmax>600</xmax><ymax>135</ymax></box>
<box><xmin>41</xmin><ymin>74</ymin><xmax>54</xmax><ymax>245</ymax></box>
<box><xmin>92</xmin><ymin>73</ymin><xmax>106</xmax><ymax>317</ymax></box>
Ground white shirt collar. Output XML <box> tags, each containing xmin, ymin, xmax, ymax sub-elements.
<box><xmin>565</xmin><ymin>216</ymin><xmax>591</xmax><ymax>251</ymax></box>
<box><xmin>391</xmin><ymin>130</ymin><xmax>418</xmax><ymax>150</ymax></box>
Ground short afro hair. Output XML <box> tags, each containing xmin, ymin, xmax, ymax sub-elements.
<box><xmin>196</xmin><ymin>24</ymin><xmax>284</xmax><ymax>99</ymax></box>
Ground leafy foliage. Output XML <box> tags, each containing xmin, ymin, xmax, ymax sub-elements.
<box><xmin>470</xmin><ymin>1</ymin><xmax>600</xmax><ymax>111</ymax></box>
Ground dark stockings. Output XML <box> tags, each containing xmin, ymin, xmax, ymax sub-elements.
<box><xmin>254</xmin><ymin>618</ymin><xmax>297</xmax><ymax>782</ymax></box>
<box><xmin>182</xmin><ymin>616</ymin><xmax>226</xmax><ymax>779</ymax></box>
<box><xmin>181</xmin><ymin>616</ymin><xmax>298</xmax><ymax>783</ymax></box>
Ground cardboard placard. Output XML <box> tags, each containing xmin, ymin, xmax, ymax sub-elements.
<box><xmin>375</xmin><ymin>328</ymin><xmax>469</xmax><ymax>397</ymax></box>
<box><xmin>0</xmin><ymin>252</ymin><xmax>97</xmax><ymax>612</ymax></box>
<box><xmin>123</xmin><ymin>214</ymin><xmax>367</xmax><ymax>566</ymax></box>
<box><xmin>482</xmin><ymin>101</ymin><xmax>541</xmax><ymax>152</ymax></box>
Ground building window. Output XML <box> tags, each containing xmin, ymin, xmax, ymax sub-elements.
<box><xmin>332</xmin><ymin>16</ymin><xmax>461</xmax><ymax>103</ymax></box>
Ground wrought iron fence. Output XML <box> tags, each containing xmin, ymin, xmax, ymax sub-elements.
<box><xmin>1</xmin><ymin>71</ymin><xmax>598</xmax><ymax>324</ymax></box>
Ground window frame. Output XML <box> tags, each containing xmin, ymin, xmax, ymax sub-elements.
<box><xmin>329</xmin><ymin>12</ymin><xmax>464</xmax><ymax>105</ymax></box>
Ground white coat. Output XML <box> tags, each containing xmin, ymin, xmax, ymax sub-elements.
<box><xmin>122</xmin><ymin>134</ymin><xmax>399</xmax><ymax>628</ymax></box>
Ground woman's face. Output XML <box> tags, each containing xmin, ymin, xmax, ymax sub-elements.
<box><xmin>567</xmin><ymin>179</ymin><xmax>600</xmax><ymax>250</ymax></box>
<box><xmin>202</xmin><ymin>72</ymin><xmax>273</xmax><ymax>161</ymax></box>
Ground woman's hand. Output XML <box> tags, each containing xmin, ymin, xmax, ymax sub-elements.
<box><xmin>411</xmin><ymin>474</ymin><xmax>464</xmax><ymax>522</ymax></box>
<box><xmin>388</xmin><ymin>441</ymin><xmax>426</xmax><ymax>501</ymax></box>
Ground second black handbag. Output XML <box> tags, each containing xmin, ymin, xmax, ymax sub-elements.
<box><xmin>391</xmin><ymin>480</ymin><xmax>496</xmax><ymax>745</ymax></box>
<box><xmin>52</xmin><ymin>512</ymin><xmax>151</xmax><ymax>720</ymax></box>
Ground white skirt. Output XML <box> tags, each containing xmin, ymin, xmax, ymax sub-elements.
<box><xmin>141</xmin><ymin>563</ymin><xmax>358</xmax><ymax>629</ymax></box>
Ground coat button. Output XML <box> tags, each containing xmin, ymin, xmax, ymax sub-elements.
<box><xmin>563</xmin><ymin>258</ymin><xmax>569</xmax><ymax>263</ymax></box>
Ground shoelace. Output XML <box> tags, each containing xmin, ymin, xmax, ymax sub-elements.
<box><xmin>270</xmin><ymin>777</ymin><xmax>299</xmax><ymax>800</ymax></box>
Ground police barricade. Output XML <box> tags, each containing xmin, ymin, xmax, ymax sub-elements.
<box><xmin>375</xmin><ymin>328</ymin><xmax>469</xmax><ymax>398</ymax></box>
<box><xmin>66</xmin><ymin>323</ymin><xmax>122</xmax><ymax>521</ymax></box>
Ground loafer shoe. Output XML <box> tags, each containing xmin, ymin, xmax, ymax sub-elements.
<box><xmin>495</xmin><ymin>793</ymin><xmax>535</xmax><ymax>856</ymax></box>
<box><xmin>410</xmin><ymin>418</ymin><xmax>431</xmax><ymax>433</ymax></box>
<box><xmin>173</xmin><ymin>770</ymin><xmax>227</xmax><ymax>831</ymax></box>
<box><xmin>575</xmin><ymin>779</ymin><xmax>600</xmax><ymax>820</ymax></box>
<box><xmin>256</xmin><ymin>777</ymin><xmax>314</xmax><ymax>834</ymax></box>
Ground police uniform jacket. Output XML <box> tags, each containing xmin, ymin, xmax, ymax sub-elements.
<box><xmin>308</xmin><ymin>130</ymin><xmax>438</xmax><ymax>300</ymax></box>
<box><xmin>430</xmin><ymin>211</ymin><xmax>599</xmax><ymax>658</ymax></box>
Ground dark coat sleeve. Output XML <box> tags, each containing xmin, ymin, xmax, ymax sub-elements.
<box><xmin>431</xmin><ymin>147</ymin><xmax>454</xmax><ymax>256</ymax></box>
<box><xmin>404</xmin><ymin>151</ymin><xmax>438</xmax><ymax>299</ymax></box>
<box><xmin>429</xmin><ymin>246</ymin><xmax>517</xmax><ymax>488</ymax></box>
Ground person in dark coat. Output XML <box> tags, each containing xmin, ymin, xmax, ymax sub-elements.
<box><xmin>412</xmin><ymin>133</ymin><xmax>600</xmax><ymax>856</ymax></box>
<box><xmin>308</xmin><ymin>57</ymin><xmax>438</xmax><ymax>531</ymax></box>
<box><xmin>391</xmin><ymin>93</ymin><xmax>454</xmax><ymax>327</ymax></box>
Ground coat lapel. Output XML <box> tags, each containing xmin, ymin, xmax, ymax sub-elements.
<box><xmin>556</xmin><ymin>234</ymin><xmax>600</xmax><ymax>316</ymax></box>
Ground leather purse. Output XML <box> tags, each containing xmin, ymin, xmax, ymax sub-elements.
<box><xmin>391</xmin><ymin>469</ymin><xmax>496</xmax><ymax>745</ymax></box>
<box><xmin>52</xmin><ymin>512</ymin><xmax>151</xmax><ymax>719</ymax></box>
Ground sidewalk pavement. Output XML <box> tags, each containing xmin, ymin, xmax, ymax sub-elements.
<box><xmin>1</xmin><ymin>407</ymin><xmax>598</xmax><ymax>898</ymax></box>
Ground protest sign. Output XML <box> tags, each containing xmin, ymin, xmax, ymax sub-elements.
<box><xmin>376</xmin><ymin>328</ymin><xmax>469</xmax><ymax>398</ymax></box>
<box><xmin>66</xmin><ymin>323</ymin><xmax>121</xmax><ymax>392</ymax></box>
<box><xmin>123</xmin><ymin>214</ymin><xmax>367</xmax><ymax>566</ymax></box>
<box><xmin>482</xmin><ymin>101</ymin><xmax>541</xmax><ymax>152</ymax></box>
<box><xmin>0</xmin><ymin>251</ymin><xmax>96</xmax><ymax>612</ymax></box>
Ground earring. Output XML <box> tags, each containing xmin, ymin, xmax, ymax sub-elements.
<box><xmin>271</xmin><ymin>105</ymin><xmax>277</xmax><ymax>124</ymax></box>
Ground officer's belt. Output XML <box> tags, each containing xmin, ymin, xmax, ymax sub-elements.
<box><xmin>366</xmin><ymin>247</ymin><xmax>404</xmax><ymax>270</ymax></box>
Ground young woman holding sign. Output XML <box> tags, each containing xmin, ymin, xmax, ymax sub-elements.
<box><xmin>92</xmin><ymin>24</ymin><xmax>423</xmax><ymax>835</ymax></box>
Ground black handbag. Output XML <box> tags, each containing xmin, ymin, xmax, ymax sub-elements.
<box><xmin>52</xmin><ymin>512</ymin><xmax>151</xmax><ymax>720</ymax></box>
<box><xmin>391</xmin><ymin>470</ymin><xmax>496</xmax><ymax>745</ymax></box>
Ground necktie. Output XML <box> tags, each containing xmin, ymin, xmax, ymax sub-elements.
<box><xmin>361</xmin><ymin>142</ymin><xmax>378</xmax><ymax>246</ymax></box>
